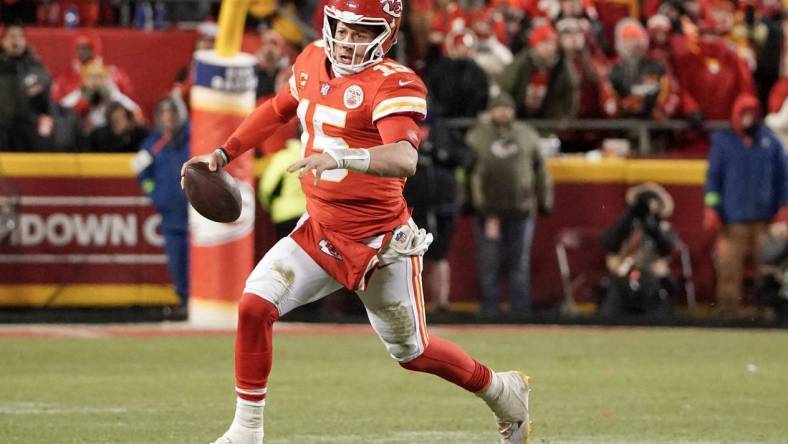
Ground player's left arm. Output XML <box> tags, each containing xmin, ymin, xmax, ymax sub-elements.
<box><xmin>286</xmin><ymin>115</ymin><xmax>421</xmax><ymax>184</ymax></box>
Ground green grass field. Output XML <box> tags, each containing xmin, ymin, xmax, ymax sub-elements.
<box><xmin>1</xmin><ymin>325</ymin><xmax>787</xmax><ymax>444</ymax></box>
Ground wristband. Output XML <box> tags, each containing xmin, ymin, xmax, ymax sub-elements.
<box><xmin>324</xmin><ymin>148</ymin><xmax>371</xmax><ymax>173</ymax></box>
<box><xmin>215</xmin><ymin>147</ymin><xmax>230</xmax><ymax>167</ymax></box>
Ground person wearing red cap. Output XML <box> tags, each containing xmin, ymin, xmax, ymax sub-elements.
<box><xmin>498</xmin><ymin>21</ymin><xmax>579</xmax><ymax>119</ymax></box>
<box><xmin>51</xmin><ymin>32</ymin><xmax>134</xmax><ymax>104</ymax></box>
<box><xmin>702</xmin><ymin>0</ymin><xmax>755</xmax><ymax>69</ymax></box>
<box><xmin>671</xmin><ymin>15</ymin><xmax>756</xmax><ymax>136</ymax></box>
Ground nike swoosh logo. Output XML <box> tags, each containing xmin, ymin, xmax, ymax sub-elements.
<box><xmin>398</xmin><ymin>80</ymin><xmax>414</xmax><ymax>86</ymax></box>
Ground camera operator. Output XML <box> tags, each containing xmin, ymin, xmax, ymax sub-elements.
<box><xmin>599</xmin><ymin>182</ymin><xmax>679</xmax><ymax>319</ymax></box>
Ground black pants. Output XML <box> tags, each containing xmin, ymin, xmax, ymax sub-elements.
<box><xmin>600</xmin><ymin>271</ymin><xmax>673</xmax><ymax>319</ymax></box>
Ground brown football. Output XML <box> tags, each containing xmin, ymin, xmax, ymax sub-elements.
<box><xmin>183</xmin><ymin>163</ymin><xmax>242</xmax><ymax>223</ymax></box>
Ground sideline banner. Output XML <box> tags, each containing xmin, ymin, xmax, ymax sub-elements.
<box><xmin>0</xmin><ymin>154</ymin><xmax>177</xmax><ymax>307</ymax></box>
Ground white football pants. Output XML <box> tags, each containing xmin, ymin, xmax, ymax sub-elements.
<box><xmin>244</xmin><ymin>235</ymin><xmax>429</xmax><ymax>363</ymax></box>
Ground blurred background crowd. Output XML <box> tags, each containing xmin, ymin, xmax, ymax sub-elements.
<box><xmin>0</xmin><ymin>0</ymin><xmax>786</xmax><ymax>324</ymax></box>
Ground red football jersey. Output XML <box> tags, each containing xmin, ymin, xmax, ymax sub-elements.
<box><xmin>288</xmin><ymin>41</ymin><xmax>428</xmax><ymax>240</ymax></box>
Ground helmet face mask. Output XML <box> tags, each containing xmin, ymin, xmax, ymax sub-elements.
<box><xmin>322</xmin><ymin>0</ymin><xmax>402</xmax><ymax>75</ymax></box>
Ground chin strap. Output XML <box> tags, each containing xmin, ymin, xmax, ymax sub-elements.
<box><xmin>324</xmin><ymin>147</ymin><xmax>371</xmax><ymax>173</ymax></box>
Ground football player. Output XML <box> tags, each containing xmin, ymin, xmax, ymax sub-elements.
<box><xmin>182</xmin><ymin>0</ymin><xmax>531</xmax><ymax>442</ymax></box>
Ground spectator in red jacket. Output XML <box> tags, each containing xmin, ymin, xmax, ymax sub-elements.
<box><xmin>59</xmin><ymin>60</ymin><xmax>142</xmax><ymax>134</ymax></box>
<box><xmin>51</xmin><ymin>32</ymin><xmax>134</xmax><ymax>104</ymax></box>
<box><xmin>672</xmin><ymin>21</ymin><xmax>756</xmax><ymax>124</ymax></box>
<box><xmin>498</xmin><ymin>22</ymin><xmax>580</xmax><ymax>119</ymax></box>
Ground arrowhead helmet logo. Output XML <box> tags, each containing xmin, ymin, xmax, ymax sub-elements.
<box><xmin>319</xmin><ymin>239</ymin><xmax>343</xmax><ymax>260</ymax></box>
<box><xmin>381</xmin><ymin>0</ymin><xmax>402</xmax><ymax>18</ymax></box>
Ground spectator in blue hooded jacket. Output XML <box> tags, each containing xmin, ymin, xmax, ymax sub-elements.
<box><xmin>134</xmin><ymin>94</ymin><xmax>190</xmax><ymax>319</ymax></box>
<box><xmin>704</xmin><ymin>93</ymin><xmax>788</xmax><ymax>319</ymax></box>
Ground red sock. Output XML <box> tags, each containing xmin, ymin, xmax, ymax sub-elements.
<box><xmin>235</xmin><ymin>293</ymin><xmax>279</xmax><ymax>403</ymax></box>
<box><xmin>400</xmin><ymin>335</ymin><xmax>492</xmax><ymax>393</ymax></box>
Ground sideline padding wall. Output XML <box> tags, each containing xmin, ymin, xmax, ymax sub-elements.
<box><xmin>0</xmin><ymin>153</ymin><xmax>709</xmax><ymax>308</ymax></box>
<box><xmin>449</xmin><ymin>157</ymin><xmax>713</xmax><ymax>308</ymax></box>
<box><xmin>0</xmin><ymin>153</ymin><xmax>177</xmax><ymax>307</ymax></box>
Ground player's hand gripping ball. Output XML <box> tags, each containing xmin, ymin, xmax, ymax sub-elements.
<box><xmin>182</xmin><ymin>162</ymin><xmax>242</xmax><ymax>223</ymax></box>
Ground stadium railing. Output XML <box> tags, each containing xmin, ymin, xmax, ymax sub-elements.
<box><xmin>445</xmin><ymin>118</ymin><xmax>731</xmax><ymax>154</ymax></box>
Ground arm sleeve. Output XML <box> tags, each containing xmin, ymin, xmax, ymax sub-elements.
<box><xmin>222</xmin><ymin>85</ymin><xmax>299</xmax><ymax>159</ymax></box>
<box><xmin>375</xmin><ymin>115</ymin><xmax>421</xmax><ymax>148</ymax></box>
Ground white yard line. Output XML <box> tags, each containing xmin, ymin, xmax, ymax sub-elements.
<box><xmin>0</xmin><ymin>402</ymin><xmax>129</xmax><ymax>415</ymax></box>
<box><xmin>267</xmin><ymin>432</ymin><xmax>757</xmax><ymax>444</ymax></box>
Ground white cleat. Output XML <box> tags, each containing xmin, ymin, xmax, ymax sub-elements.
<box><xmin>484</xmin><ymin>371</ymin><xmax>531</xmax><ymax>444</ymax></box>
<box><xmin>209</xmin><ymin>425</ymin><xmax>263</xmax><ymax>444</ymax></box>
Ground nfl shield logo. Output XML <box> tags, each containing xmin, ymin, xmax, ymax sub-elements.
<box><xmin>320</xmin><ymin>83</ymin><xmax>331</xmax><ymax>96</ymax></box>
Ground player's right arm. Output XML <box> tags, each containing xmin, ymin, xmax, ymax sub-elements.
<box><xmin>180</xmin><ymin>82</ymin><xmax>299</xmax><ymax>178</ymax></box>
